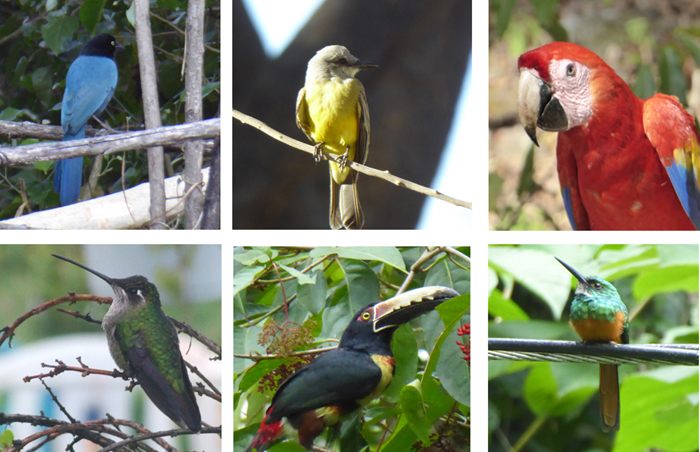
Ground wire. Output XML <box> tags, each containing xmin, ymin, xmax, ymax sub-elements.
<box><xmin>488</xmin><ymin>338</ymin><xmax>698</xmax><ymax>366</ymax></box>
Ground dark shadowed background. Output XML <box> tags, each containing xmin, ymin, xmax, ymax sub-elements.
<box><xmin>234</xmin><ymin>0</ymin><xmax>471</xmax><ymax>229</ymax></box>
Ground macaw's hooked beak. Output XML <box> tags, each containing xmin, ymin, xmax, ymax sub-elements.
<box><xmin>52</xmin><ymin>254</ymin><xmax>116</xmax><ymax>286</ymax></box>
<box><xmin>517</xmin><ymin>70</ymin><xmax>569</xmax><ymax>146</ymax></box>
<box><xmin>555</xmin><ymin>257</ymin><xmax>592</xmax><ymax>291</ymax></box>
<box><xmin>372</xmin><ymin>286</ymin><xmax>460</xmax><ymax>333</ymax></box>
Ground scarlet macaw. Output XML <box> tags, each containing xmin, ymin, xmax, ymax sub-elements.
<box><xmin>517</xmin><ymin>42</ymin><xmax>700</xmax><ymax>230</ymax></box>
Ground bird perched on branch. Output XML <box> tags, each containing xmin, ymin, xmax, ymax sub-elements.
<box><xmin>517</xmin><ymin>42</ymin><xmax>700</xmax><ymax>230</ymax></box>
<box><xmin>557</xmin><ymin>257</ymin><xmax>628</xmax><ymax>431</ymax></box>
<box><xmin>246</xmin><ymin>286</ymin><xmax>459</xmax><ymax>451</ymax></box>
<box><xmin>54</xmin><ymin>33</ymin><xmax>121</xmax><ymax>206</ymax></box>
<box><xmin>53</xmin><ymin>254</ymin><xmax>201</xmax><ymax>431</ymax></box>
<box><xmin>296</xmin><ymin>45</ymin><xmax>377</xmax><ymax>229</ymax></box>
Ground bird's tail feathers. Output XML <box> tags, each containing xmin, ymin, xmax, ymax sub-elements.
<box><xmin>54</xmin><ymin>157</ymin><xmax>84</xmax><ymax>205</ymax></box>
<box><xmin>246</xmin><ymin>412</ymin><xmax>283</xmax><ymax>452</ymax></box>
<box><xmin>599</xmin><ymin>364</ymin><xmax>620</xmax><ymax>431</ymax></box>
<box><xmin>330</xmin><ymin>170</ymin><xmax>363</xmax><ymax>229</ymax></box>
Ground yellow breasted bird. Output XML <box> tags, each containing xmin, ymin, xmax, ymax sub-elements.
<box><xmin>296</xmin><ymin>45</ymin><xmax>377</xmax><ymax>229</ymax></box>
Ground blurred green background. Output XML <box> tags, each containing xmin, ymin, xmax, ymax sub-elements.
<box><xmin>488</xmin><ymin>244</ymin><xmax>699</xmax><ymax>452</ymax></box>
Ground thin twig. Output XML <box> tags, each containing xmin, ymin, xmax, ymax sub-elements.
<box><xmin>99</xmin><ymin>426</ymin><xmax>220</xmax><ymax>452</ymax></box>
<box><xmin>0</xmin><ymin>295</ymin><xmax>112</xmax><ymax>348</ymax></box>
<box><xmin>233</xmin><ymin>345</ymin><xmax>338</xmax><ymax>361</ymax></box>
<box><xmin>397</xmin><ymin>247</ymin><xmax>446</xmax><ymax>294</ymax></box>
<box><xmin>233</xmin><ymin>109</ymin><xmax>472</xmax><ymax>209</ymax></box>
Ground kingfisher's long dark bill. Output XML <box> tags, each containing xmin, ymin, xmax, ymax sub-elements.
<box><xmin>555</xmin><ymin>257</ymin><xmax>590</xmax><ymax>287</ymax></box>
<box><xmin>52</xmin><ymin>254</ymin><xmax>115</xmax><ymax>285</ymax></box>
<box><xmin>373</xmin><ymin>286</ymin><xmax>460</xmax><ymax>332</ymax></box>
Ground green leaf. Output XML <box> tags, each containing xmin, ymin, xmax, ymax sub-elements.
<box><xmin>234</xmin><ymin>248</ymin><xmax>271</xmax><ymax>265</ymax></box>
<box><xmin>41</xmin><ymin>12</ymin><xmax>80</xmax><ymax>55</ymax></box>
<box><xmin>0</xmin><ymin>108</ymin><xmax>23</xmax><ymax>121</ymax></box>
<box><xmin>435</xmin><ymin>319</ymin><xmax>469</xmax><ymax>405</ymax></box>
<box><xmin>80</xmin><ymin>0</ymin><xmax>106</xmax><ymax>34</ymax></box>
<box><xmin>126</xmin><ymin>2</ymin><xmax>135</xmax><ymax>28</ymax></box>
<box><xmin>233</xmin><ymin>264</ymin><xmax>266</xmax><ymax>297</ymax></box>
<box><xmin>517</xmin><ymin>144</ymin><xmax>537</xmax><ymax>196</ymax></box>
<box><xmin>523</xmin><ymin>363</ymin><xmax>557</xmax><ymax>415</ymax></box>
<box><xmin>659</xmin><ymin>46</ymin><xmax>687</xmax><ymax>105</ymax></box>
<box><xmin>385</xmin><ymin>323</ymin><xmax>418</xmax><ymax>401</ymax></box>
<box><xmin>278</xmin><ymin>263</ymin><xmax>314</xmax><ymax>285</ymax></box>
<box><xmin>490</xmin><ymin>247</ymin><xmax>579</xmax><ymax>319</ymax></box>
<box><xmin>337</xmin><ymin>258</ymin><xmax>381</xmax><ymax>314</ymax></box>
<box><xmin>237</xmin><ymin>359</ymin><xmax>285</xmax><ymax>394</ymax></box>
<box><xmin>33</xmin><ymin>161</ymin><xmax>54</xmax><ymax>173</ymax></box>
<box><xmin>492</xmin><ymin>0</ymin><xmax>516</xmax><ymax>38</ymax></box>
<box><xmin>296</xmin><ymin>268</ymin><xmax>327</xmax><ymax>315</ymax></box>
<box><xmin>311</xmin><ymin>247</ymin><xmax>406</xmax><ymax>272</ymax></box>
<box><xmin>399</xmin><ymin>381</ymin><xmax>431</xmax><ymax>443</ymax></box>
<box><xmin>489</xmin><ymin>289</ymin><xmax>529</xmax><ymax>321</ymax></box>
<box><xmin>632</xmin><ymin>65</ymin><xmax>655</xmax><ymax>100</ymax></box>
<box><xmin>615</xmin><ymin>369</ymin><xmax>698</xmax><ymax>451</ymax></box>
<box><xmin>633</xmin><ymin>265</ymin><xmax>699</xmax><ymax>300</ymax></box>
<box><xmin>0</xmin><ymin>429</ymin><xmax>14</xmax><ymax>448</ymax></box>
<box><xmin>425</xmin><ymin>256</ymin><xmax>470</xmax><ymax>295</ymax></box>
<box><xmin>31</xmin><ymin>67</ymin><xmax>53</xmax><ymax>107</ymax></box>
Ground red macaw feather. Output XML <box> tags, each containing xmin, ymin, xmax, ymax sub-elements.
<box><xmin>518</xmin><ymin>42</ymin><xmax>700</xmax><ymax>230</ymax></box>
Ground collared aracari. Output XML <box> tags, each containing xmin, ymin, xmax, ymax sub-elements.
<box><xmin>246</xmin><ymin>285</ymin><xmax>460</xmax><ymax>451</ymax></box>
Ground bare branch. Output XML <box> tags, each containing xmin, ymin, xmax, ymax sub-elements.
<box><xmin>233</xmin><ymin>109</ymin><xmax>472</xmax><ymax>210</ymax></box>
<box><xmin>0</xmin><ymin>295</ymin><xmax>112</xmax><ymax>348</ymax></box>
<box><xmin>170</xmin><ymin>317</ymin><xmax>221</xmax><ymax>357</ymax></box>
<box><xmin>23</xmin><ymin>358</ymin><xmax>128</xmax><ymax>383</ymax></box>
<box><xmin>0</xmin><ymin>119</ymin><xmax>219</xmax><ymax>165</ymax></box>
<box><xmin>135</xmin><ymin>0</ymin><xmax>166</xmax><ymax>228</ymax></box>
<box><xmin>183</xmin><ymin>0</ymin><xmax>206</xmax><ymax>229</ymax></box>
<box><xmin>233</xmin><ymin>346</ymin><xmax>338</xmax><ymax>361</ymax></box>
<box><xmin>99</xmin><ymin>425</ymin><xmax>221</xmax><ymax>452</ymax></box>
<box><xmin>0</xmin><ymin>167</ymin><xmax>210</xmax><ymax>229</ymax></box>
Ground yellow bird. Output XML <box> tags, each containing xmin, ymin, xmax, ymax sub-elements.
<box><xmin>296</xmin><ymin>45</ymin><xmax>377</xmax><ymax>229</ymax></box>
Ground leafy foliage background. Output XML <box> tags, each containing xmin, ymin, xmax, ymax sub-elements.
<box><xmin>234</xmin><ymin>247</ymin><xmax>470</xmax><ymax>452</ymax></box>
<box><xmin>488</xmin><ymin>244</ymin><xmax>699</xmax><ymax>452</ymax></box>
<box><xmin>0</xmin><ymin>0</ymin><xmax>220</xmax><ymax>217</ymax></box>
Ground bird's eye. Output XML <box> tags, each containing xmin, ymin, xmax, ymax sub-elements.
<box><xmin>129</xmin><ymin>288</ymin><xmax>138</xmax><ymax>295</ymax></box>
<box><xmin>594</xmin><ymin>282</ymin><xmax>601</xmax><ymax>289</ymax></box>
<box><xmin>338</xmin><ymin>58</ymin><xmax>347</xmax><ymax>65</ymax></box>
<box><xmin>361</xmin><ymin>311</ymin><xmax>371</xmax><ymax>321</ymax></box>
<box><xmin>566</xmin><ymin>64</ymin><xmax>575</xmax><ymax>76</ymax></box>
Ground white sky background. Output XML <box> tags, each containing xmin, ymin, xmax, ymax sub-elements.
<box><xmin>242</xmin><ymin>0</ymin><xmax>473</xmax><ymax>230</ymax></box>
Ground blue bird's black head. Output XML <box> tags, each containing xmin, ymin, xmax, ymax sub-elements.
<box><xmin>81</xmin><ymin>34</ymin><xmax>123</xmax><ymax>60</ymax></box>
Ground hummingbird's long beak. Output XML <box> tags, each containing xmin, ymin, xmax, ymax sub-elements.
<box><xmin>555</xmin><ymin>257</ymin><xmax>591</xmax><ymax>288</ymax></box>
<box><xmin>52</xmin><ymin>254</ymin><xmax>115</xmax><ymax>285</ymax></box>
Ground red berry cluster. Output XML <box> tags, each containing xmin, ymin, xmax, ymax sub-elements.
<box><xmin>456</xmin><ymin>323</ymin><xmax>470</xmax><ymax>366</ymax></box>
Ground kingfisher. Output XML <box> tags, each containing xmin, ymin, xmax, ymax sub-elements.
<box><xmin>556</xmin><ymin>257</ymin><xmax>629</xmax><ymax>432</ymax></box>
<box><xmin>246</xmin><ymin>286</ymin><xmax>460</xmax><ymax>451</ymax></box>
<box><xmin>53</xmin><ymin>254</ymin><xmax>201</xmax><ymax>431</ymax></box>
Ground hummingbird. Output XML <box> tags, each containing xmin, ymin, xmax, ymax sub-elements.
<box><xmin>556</xmin><ymin>257</ymin><xmax>629</xmax><ymax>432</ymax></box>
<box><xmin>53</xmin><ymin>254</ymin><xmax>202</xmax><ymax>432</ymax></box>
